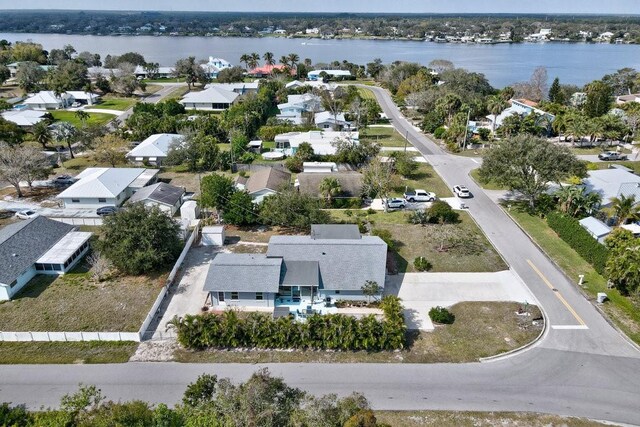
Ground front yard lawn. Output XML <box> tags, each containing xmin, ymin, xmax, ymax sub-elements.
<box><xmin>174</xmin><ymin>302</ymin><xmax>540</xmax><ymax>363</ymax></box>
<box><xmin>0</xmin><ymin>342</ymin><xmax>137</xmax><ymax>364</ymax></box>
<box><xmin>361</xmin><ymin>126</ymin><xmax>407</xmax><ymax>147</ymax></box>
<box><xmin>392</xmin><ymin>163</ymin><xmax>452</xmax><ymax>198</ymax></box>
<box><xmin>508</xmin><ymin>206</ymin><xmax>640</xmax><ymax>344</ymax></box>
<box><xmin>0</xmin><ymin>261</ymin><xmax>165</xmax><ymax>332</ymax></box>
<box><xmin>49</xmin><ymin>111</ymin><xmax>114</xmax><ymax>127</ymax></box>
<box><xmin>91</xmin><ymin>96</ymin><xmax>137</xmax><ymax>111</ymax></box>
<box><xmin>375</xmin><ymin>411</ymin><xmax>607</xmax><ymax>427</ymax></box>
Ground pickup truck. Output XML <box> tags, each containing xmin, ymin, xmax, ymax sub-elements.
<box><xmin>403</xmin><ymin>189</ymin><xmax>436</xmax><ymax>202</ymax></box>
<box><xmin>598</xmin><ymin>151</ymin><xmax>628</xmax><ymax>161</ymax></box>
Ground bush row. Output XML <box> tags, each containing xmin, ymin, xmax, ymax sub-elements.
<box><xmin>546</xmin><ymin>211</ymin><xmax>609</xmax><ymax>275</ymax></box>
<box><xmin>171</xmin><ymin>296</ymin><xmax>406</xmax><ymax>351</ymax></box>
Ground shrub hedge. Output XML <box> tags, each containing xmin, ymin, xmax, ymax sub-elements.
<box><xmin>429</xmin><ymin>306</ymin><xmax>455</xmax><ymax>324</ymax></box>
<box><xmin>170</xmin><ymin>296</ymin><xmax>406</xmax><ymax>351</ymax></box>
<box><xmin>546</xmin><ymin>211</ymin><xmax>609</xmax><ymax>275</ymax></box>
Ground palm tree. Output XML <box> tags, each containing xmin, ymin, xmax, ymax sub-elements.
<box><xmin>75</xmin><ymin>110</ymin><xmax>90</xmax><ymax>127</ymax></box>
<box><xmin>50</xmin><ymin>122</ymin><xmax>78</xmax><ymax>159</ymax></box>
<box><xmin>248</xmin><ymin>52</ymin><xmax>260</xmax><ymax>70</ymax></box>
<box><xmin>262</xmin><ymin>51</ymin><xmax>275</xmax><ymax>66</ymax></box>
<box><xmin>239</xmin><ymin>53</ymin><xmax>250</xmax><ymax>70</ymax></box>
<box><xmin>556</xmin><ymin>185</ymin><xmax>601</xmax><ymax>217</ymax></box>
<box><xmin>606</xmin><ymin>194</ymin><xmax>640</xmax><ymax>225</ymax></box>
<box><xmin>486</xmin><ymin>95</ymin><xmax>508</xmax><ymax>135</ymax></box>
<box><xmin>32</xmin><ymin>121</ymin><xmax>51</xmax><ymax>149</ymax></box>
<box><xmin>319</xmin><ymin>177</ymin><xmax>341</xmax><ymax>204</ymax></box>
<box><xmin>287</xmin><ymin>53</ymin><xmax>300</xmax><ymax>70</ymax></box>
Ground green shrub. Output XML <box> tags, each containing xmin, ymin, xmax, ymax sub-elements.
<box><xmin>331</xmin><ymin>198</ymin><xmax>363</xmax><ymax>209</ymax></box>
<box><xmin>429</xmin><ymin>306</ymin><xmax>455</xmax><ymax>324</ymax></box>
<box><xmin>372</xmin><ymin>228</ymin><xmax>395</xmax><ymax>250</ymax></box>
<box><xmin>433</xmin><ymin>126</ymin><xmax>446</xmax><ymax>139</ymax></box>
<box><xmin>546</xmin><ymin>211</ymin><xmax>609</xmax><ymax>275</ymax></box>
<box><xmin>413</xmin><ymin>257</ymin><xmax>432</xmax><ymax>272</ymax></box>
<box><xmin>427</xmin><ymin>200</ymin><xmax>460</xmax><ymax>224</ymax></box>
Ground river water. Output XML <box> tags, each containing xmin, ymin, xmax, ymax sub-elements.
<box><xmin>2</xmin><ymin>32</ymin><xmax>640</xmax><ymax>88</ymax></box>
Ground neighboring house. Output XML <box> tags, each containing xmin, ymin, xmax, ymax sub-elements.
<box><xmin>127</xmin><ymin>182</ymin><xmax>185</xmax><ymax>216</ymax></box>
<box><xmin>0</xmin><ymin>217</ymin><xmax>91</xmax><ymax>300</ymax></box>
<box><xmin>303</xmin><ymin>162</ymin><xmax>337</xmax><ymax>173</ymax></box>
<box><xmin>7</xmin><ymin>62</ymin><xmax>55</xmax><ymax>78</ymax></box>
<box><xmin>274</xmin><ymin>130</ymin><xmax>359</xmax><ymax>156</ymax></box>
<box><xmin>582</xmin><ymin>169</ymin><xmax>640</xmax><ymax>208</ymax></box>
<box><xmin>277</xmin><ymin>93</ymin><xmax>323</xmax><ymax>124</ymax></box>
<box><xmin>201</xmin><ymin>57</ymin><xmax>233</xmax><ymax>79</ymax></box>
<box><xmin>180</xmin><ymin>86</ymin><xmax>239</xmax><ymax>111</ymax></box>
<box><xmin>486</xmin><ymin>98</ymin><xmax>555</xmax><ymax>131</ymax></box>
<box><xmin>314</xmin><ymin>111</ymin><xmax>353</xmax><ymax>131</ymax></box>
<box><xmin>203</xmin><ymin>224</ymin><xmax>387</xmax><ymax>311</ymax></box>
<box><xmin>133</xmin><ymin>66</ymin><xmax>175</xmax><ymax>79</ymax></box>
<box><xmin>66</xmin><ymin>91</ymin><xmax>101</xmax><ymax>105</ymax></box>
<box><xmin>126</xmin><ymin>133</ymin><xmax>184</xmax><ymax>165</ymax></box>
<box><xmin>525</xmin><ymin>29</ymin><xmax>552</xmax><ymax>42</ymax></box>
<box><xmin>285</xmin><ymin>80</ymin><xmax>336</xmax><ymax>91</ymax></box>
<box><xmin>296</xmin><ymin>171</ymin><xmax>364</xmax><ymax>199</ymax></box>
<box><xmin>578</xmin><ymin>216</ymin><xmax>612</xmax><ymax>243</ymax></box>
<box><xmin>23</xmin><ymin>91</ymin><xmax>73</xmax><ymax>110</ymax></box>
<box><xmin>248</xmin><ymin>64</ymin><xmax>292</xmax><ymax>78</ymax></box>
<box><xmin>235</xmin><ymin>167</ymin><xmax>291</xmax><ymax>203</ymax></box>
<box><xmin>307</xmin><ymin>69</ymin><xmax>353</xmax><ymax>81</ymax></box>
<box><xmin>1</xmin><ymin>109</ymin><xmax>47</xmax><ymax>127</ymax></box>
<box><xmin>206</xmin><ymin>81</ymin><xmax>260</xmax><ymax>95</ymax></box>
<box><xmin>57</xmin><ymin>167</ymin><xmax>159</xmax><ymax>209</ymax></box>
<box><xmin>616</xmin><ymin>94</ymin><xmax>640</xmax><ymax>105</ymax></box>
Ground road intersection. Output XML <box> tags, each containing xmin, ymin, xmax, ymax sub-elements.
<box><xmin>1</xmin><ymin>85</ymin><xmax>639</xmax><ymax>425</ymax></box>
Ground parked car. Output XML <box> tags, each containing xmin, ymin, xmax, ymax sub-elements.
<box><xmin>453</xmin><ymin>185</ymin><xmax>471</xmax><ymax>198</ymax></box>
<box><xmin>52</xmin><ymin>175</ymin><xmax>76</xmax><ymax>186</ymax></box>
<box><xmin>403</xmin><ymin>189</ymin><xmax>436</xmax><ymax>202</ymax></box>
<box><xmin>384</xmin><ymin>198</ymin><xmax>407</xmax><ymax>210</ymax></box>
<box><xmin>598</xmin><ymin>151</ymin><xmax>628</xmax><ymax>161</ymax></box>
<box><xmin>96</xmin><ymin>206</ymin><xmax>119</xmax><ymax>216</ymax></box>
<box><xmin>15</xmin><ymin>209</ymin><xmax>39</xmax><ymax>220</ymax></box>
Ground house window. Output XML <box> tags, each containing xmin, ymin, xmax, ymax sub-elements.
<box><xmin>71</xmin><ymin>199</ymin><xmax>80</xmax><ymax>203</ymax></box>
<box><xmin>98</xmin><ymin>198</ymin><xmax>107</xmax><ymax>203</ymax></box>
<box><xmin>218</xmin><ymin>292</ymin><xmax>225</xmax><ymax>302</ymax></box>
<box><xmin>9</xmin><ymin>279</ymin><xmax>17</xmax><ymax>288</ymax></box>
<box><xmin>255</xmin><ymin>292</ymin><xmax>263</xmax><ymax>300</ymax></box>
<box><xmin>335</xmin><ymin>290</ymin><xmax>340</xmax><ymax>294</ymax></box>
<box><xmin>231</xmin><ymin>292</ymin><xmax>239</xmax><ymax>300</ymax></box>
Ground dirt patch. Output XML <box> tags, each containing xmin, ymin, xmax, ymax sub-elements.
<box><xmin>130</xmin><ymin>340</ymin><xmax>179</xmax><ymax>362</ymax></box>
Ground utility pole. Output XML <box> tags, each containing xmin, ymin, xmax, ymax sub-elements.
<box><xmin>462</xmin><ymin>109</ymin><xmax>471</xmax><ymax>151</ymax></box>
<box><xmin>404</xmin><ymin>130</ymin><xmax>409</xmax><ymax>153</ymax></box>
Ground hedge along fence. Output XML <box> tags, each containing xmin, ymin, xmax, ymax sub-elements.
<box><xmin>169</xmin><ymin>295</ymin><xmax>406</xmax><ymax>351</ymax></box>
<box><xmin>545</xmin><ymin>211</ymin><xmax>609</xmax><ymax>275</ymax></box>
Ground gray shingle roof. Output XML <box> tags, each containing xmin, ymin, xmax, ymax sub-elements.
<box><xmin>203</xmin><ymin>253</ymin><xmax>282</xmax><ymax>293</ymax></box>
<box><xmin>0</xmin><ymin>217</ymin><xmax>74</xmax><ymax>286</ymax></box>
<box><xmin>246</xmin><ymin>168</ymin><xmax>291</xmax><ymax>194</ymax></box>
<box><xmin>281</xmin><ymin>260</ymin><xmax>319</xmax><ymax>287</ymax></box>
<box><xmin>297</xmin><ymin>172</ymin><xmax>363</xmax><ymax>198</ymax></box>
<box><xmin>266</xmin><ymin>235</ymin><xmax>387</xmax><ymax>291</ymax></box>
<box><xmin>128</xmin><ymin>182</ymin><xmax>184</xmax><ymax>207</ymax></box>
<box><xmin>311</xmin><ymin>224</ymin><xmax>361</xmax><ymax>240</ymax></box>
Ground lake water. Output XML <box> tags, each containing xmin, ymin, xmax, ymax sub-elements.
<box><xmin>3</xmin><ymin>32</ymin><xmax>640</xmax><ymax>88</ymax></box>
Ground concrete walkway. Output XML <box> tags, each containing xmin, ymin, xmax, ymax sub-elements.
<box><xmin>83</xmin><ymin>108</ymin><xmax>123</xmax><ymax>115</ymax></box>
<box><xmin>385</xmin><ymin>270</ymin><xmax>537</xmax><ymax>331</ymax></box>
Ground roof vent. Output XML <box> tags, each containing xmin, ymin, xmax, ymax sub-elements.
<box><xmin>12</xmin><ymin>253</ymin><xmax>18</xmax><ymax>257</ymax></box>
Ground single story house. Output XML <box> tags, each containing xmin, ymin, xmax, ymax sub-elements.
<box><xmin>57</xmin><ymin>167</ymin><xmax>159</xmax><ymax>209</ymax></box>
<box><xmin>180</xmin><ymin>86</ymin><xmax>239</xmax><ymax>111</ymax></box>
<box><xmin>206</xmin><ymin>82</ymin><xmax>260</xmax><ymax>95</ymax></box>
<box><xmin>582</xmin><ymin>169</ymin><xmax>640</xmax><ymax>208</ymax></box>
<box><xmin>578</xmin><ymin>216</ymin><xmax>612</xmax><ymax>243</ymax></box>
<box><xmin>127</xmin><ymin>182</ymin><xmax>185</xmax><ymax>216</ymax></box>
<box><xmin>7</xmin><ymin>62</ymin><xmax>55</xmax><ymax>78</ymax></box>
<box><xmin>1</xmin><ymin>109</ymin><xmax>47</xmax><ymax>127</ymax></box>
<box><xmin>0</xmin><ymin>217</ymin><xmax>91</xmax><ymax>300</ymax></box>
<box><xmin>307</xmin><ymin>69</ymin><xmax>353</xmax><ymax>81</ymax></box>
<box><xmin>66</xmin><ymin>91</ymin><xmax>101</xmax><ymax>106</ymax></box>
<box><xmin>616</xmin><ymin>94</ymin><xmax>640</xmax><ymax>105</ymax></box>
<box><xmin>486</xmin><ymin>98</ymin><xmax>555</xmax><ymax>131</ymax></box>
<box><xmin>133</xmin><ymin>65</ymin><xmax>175</xmax><ymax>79</ymax></box>
<box><xmin>235</xmin><ymin>167</ymin><xmax>291</xmax><ymax>203</ymax></box>
<box><xmin>314</xmin><ymin>111</ymin><xmax>353</xmax><ymax>131</ymax></box>
<box><xmin>275</xmin><ymin>130</ymin><xmax>359</xmax><ymax>156</ymax></box>
<box><xmin>296</xmin><ymin>171</ymin><xmax>364</xmax><ymax>199</ymax></box>
<box><xmin>23</xmin><ymin>91</ymin><xmax>73</xmax><ymax>110</ymax></box>
<box><xmin>126</xmin><ymin>133</ymin><xmax>184</xmax><ymax>165</ymax></box>
<box><xmin>248</xmin><ymin>64</ymin><xmax>293</xmax><ymax>78</ymax></box>
<box><xmin>203</xmin><ymin>224</ymin><xmax>387</xmax><ymax>311</ymax></box>
<box><xmin>285</xmin><ymin>80</ymin><xmax>336</xmax><ymax>91</ymax></box>
<box><xmin>303</xmin><ymin>162</ymin><xmax>337</xmax><ymax>173</ymax></box>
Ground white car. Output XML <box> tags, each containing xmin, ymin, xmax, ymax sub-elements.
<box><xmin>15</xmin><ymin>209</ymin><xmax>40</xmax><ymax>220</ymax></box>
<box><xmin>453</xmin><ymin>185</ymin><xmax>471</xmax><ymax>198</ymax></box>
<box><xmin>384</xmin><ymin>198</ymin><xmax>407</xmax><ymax>210</ymax></box>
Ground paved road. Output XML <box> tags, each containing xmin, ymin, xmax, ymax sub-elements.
<box><xmin>2</xmin><ymin>86</ymin><xmax>640</xmax><ymax>425</ymax></box>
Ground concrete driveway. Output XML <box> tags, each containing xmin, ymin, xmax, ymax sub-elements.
<box><xmin>385</xmin><ymin>270</ymin><xmax>537</xmax><ymax>331</ymax></box>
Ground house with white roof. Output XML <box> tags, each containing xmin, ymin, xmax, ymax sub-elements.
<box><xmin>206</xmin><ymin>81</ymin><xmax>260</xmax><ymax>95</ymax></box>
<box><xmin>307</xmin><ymin>69</ymin><xmax>353</xmax><ymax>81</ymax></box>
<box><xmin>133</xmin><ymin>65</ymin><xmax>175</xmax><ymax>79</ymax></box>
<box><xmin>582</xmin><ymin>168</ymin><xmax>640</xmax><ymax>209</ymax></box>
<box><xmin>285</xmin><ymin>80</ymin><xmax>336</xmax><ymax>91</ymax></box>
<box><xmin>486</xmin><ymin>99</ymin><xmax>555</xmax><ymax>132</ymax></box>
<box><xmin>314</xmin><ymin>111</ymin><xmax>353</xmax><ymax>131</ymax></box>
<box><xmin>180</xmin><ymin>86</ymin><xmax>239</xmax><ymax>111</ymax></box>
<box><xmin>66</xmin><ymin>91</ymin><xmax>101</xmax><ymax>105</ymax></box>
<box><xmin>201</xmin><ymin>57</ymin><xmax>233</xmax><ymax>79</ymax></box>
<box><xmin>127</xmin><ymin>133</ymin><xmax>184</xmax><ymax>165</ymax></box>
<box><xmin>274</xmin><ymin>130</ymin><xmax>359</xmax><ymax>156</ymax></box>
<box><xmin>23</xmin><ymin>91</ymin><xmax>73</xmax><ymax>110</ymax></box>
<box><xmin>1</xmin><ymin>109</ymin><xmax>47</xmax><ymax>127</ymax></box>
<box><xmin>0</xmin><ymin>217</ymin><xmax>91</xmax><ymax>300</ymax></box>
<box><xmin>276</xmin><ymin>93</ymin><xmax>323</xmax><ymax>124</ymax></box>
<box><xmin>578</xmin><ymin>216</ymin><xmax>612</xmax><ymax>244</ymax></box>
<box><xmin>56</xmin><ymin>167</ymin><xmax>159</xmax><ymax>209</ymax></box>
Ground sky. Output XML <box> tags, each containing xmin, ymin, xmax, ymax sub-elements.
<box><xmin>1</xmin><ymin>0</ymin><xmax>639</xmax><ymax>14</ymax></box>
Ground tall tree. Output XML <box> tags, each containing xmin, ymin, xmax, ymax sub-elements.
<box><xmin>32</xmin><ymin>120</ymin><xmax>52</xmax><ymax>149</ymax></box>
<box><xmin>584</xmin><ymin>80</ymin><xmax>614</xmax><ymax>118</ymax></box>
<box><xmin>605</xmin><ymin>194</ymin><xmax>640</xmax><ymax>225</ymax></box>
<box><xmin>486</xmin><ymin>95</ymin><xmax>508</xmax><ymax>134</ymax></box>
<box><xmin>0</xmin><ymin>142</ymin><xmax>49</xmax><ymax>197</ymax></box>
<box><xmin>361</xmin><ymin>158</ymin><xmax>394</xmax><ymax>212</ymax></box>
<box><xmin>262</xmin><ymin>52</ymin><xmax>275</xmax><ymax>67</ymax></box>
<box><xmin>248</xmin><ymin>52</ymin><xmax>260</xmax><ymax>69</ymax></box>
<box><xmin>548</xmin><ymin>77</ymin><xmax>566</xmax><ymax>104</ymax></box>
<box><xmin>479</xmin><ymin>134</ymin><xmax>585</xmax><ymax>208</ymax></box>
<box><xmin>200</xmin><ymin>173</ymin><xmax>235</xmax><ymax>212</ymax></box>
<box><xmin>319</xmin><ymin>177</ymin><xmax>342</xmax><ymax>204</ymax></box>
<box><xmin>15</xmin><ymin>61</ymin><xmax>45</xmax><ymax>92</ymax></box>
<box><xmin>50</xmin><ymin>122</ymin><xmax>78</xmax><ymax>159</ymax></box>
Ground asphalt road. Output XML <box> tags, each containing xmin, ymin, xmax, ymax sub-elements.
<box><xmin>1</xmin><ymin>86</ymin><xmax>640</xmax><ymax>425</ymax></box>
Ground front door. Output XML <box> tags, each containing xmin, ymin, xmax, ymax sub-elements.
<box><xmin>218</xmin><ymin>292</ymin><xmax>225</xmax><ymax>303</ymax></box>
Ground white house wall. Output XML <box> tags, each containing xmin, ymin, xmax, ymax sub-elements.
<box><xmin>250</xmin><ymin>189</ymin><xmax>277</xmax><ymax>204</ymax></box>
<box><xmin>0</xmin><ymin>266</ymin><xmax>37</xmax><ymax>301</ymax></box>
<box><xmin>210</xmin><ymin>291</ymin><xmax>276</xmax><ymax>308</ymax></box>
<box><xmin>62</xmin><ymin>196</ymin><xmax>120</xmax><ymax>209</ymax></box>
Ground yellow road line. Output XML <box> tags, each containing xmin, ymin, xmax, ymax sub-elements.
<box><xmin>527</xmin><ymin>259</ymin><xmax>586</xmax><ymax>326</ymax></box>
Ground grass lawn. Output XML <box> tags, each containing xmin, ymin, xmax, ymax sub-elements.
<box><xmin>586</xmin><ymin>160</ymin><xmax>640</xmax><ymax>174</ymax></box>
<box><xmin>375</xmin><ymin>411</ymin><xmax>607</xmax><ymax>427</ymax></box>
<box><xmin>391</xmin><ymin>163</ymin><xmax>452</xmax><ymax>198</ymax></box>
<box><xmin>174</xmin><ymin>302</ymin><xmax>540</xmax><ymax>363</ymax></box>
<box><xmin>165</xmin><ymin>86</ymin><xmax>190</xmax><ymax>100</ymax></box>
<box><xmin>0</xmin><ymin>261</ymin><xmax>165</xmax><ymax>332</ymax></box>
<box><xmin>508</xmin><ymin>207</ymin><xmax>640</xmax><ymax>344</ymax></box>
<box><xmin>569</xmin><ymin>145</ymin><xmax>631</xmax><ymax>155</ymax></box>
<box><xmin>91</xmin><ymin>96</ymin><xmax>137</xmax><ymax>111</ymax></box>
<box><xmin>469</xmin><ymin>168</ymin><xmax>506</xmax><ymax>191</ymax></box>
<box><xmin>0</xmin><ymin>342</ymin><xmax>138</xmax><ymax>364</ymax></box>
<box><xmin>158</xmin><ymin>169</ymin><xmax>203</xmax><ymax>194</ymax></box>
<box><xmin>53</xmin><ymin>154</ymin><xmax>114</xmax><ymax>175</ymax></box>
<box><xmin>49</xmin><ymin>110</ymin><xmax>114</xmax><ymax>127</ymax></box>
<box><xmin>142</xmin><ymin>78</ymin><xmax>185</xmax><ymax>83</ymax></box>
<box><xmin>356</xmin><ymin>86</ymin><xmax>377</xmax><ymax>99</ymax></box>
<box><xmin>361</xmin><ymin>126</ymin><xmax>408</xmax><ymax>147</ymax></box>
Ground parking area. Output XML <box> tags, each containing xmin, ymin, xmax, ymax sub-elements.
<box><xmin>385</xmin><ymin>270</ymin><xmax>537</xmax><ymax>331</ymax></box>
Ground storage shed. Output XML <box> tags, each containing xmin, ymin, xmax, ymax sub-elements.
<box><xmin>202</xmin><ymin>225</ymin><xmax>226</xmax><ymax>246</ymax></box>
